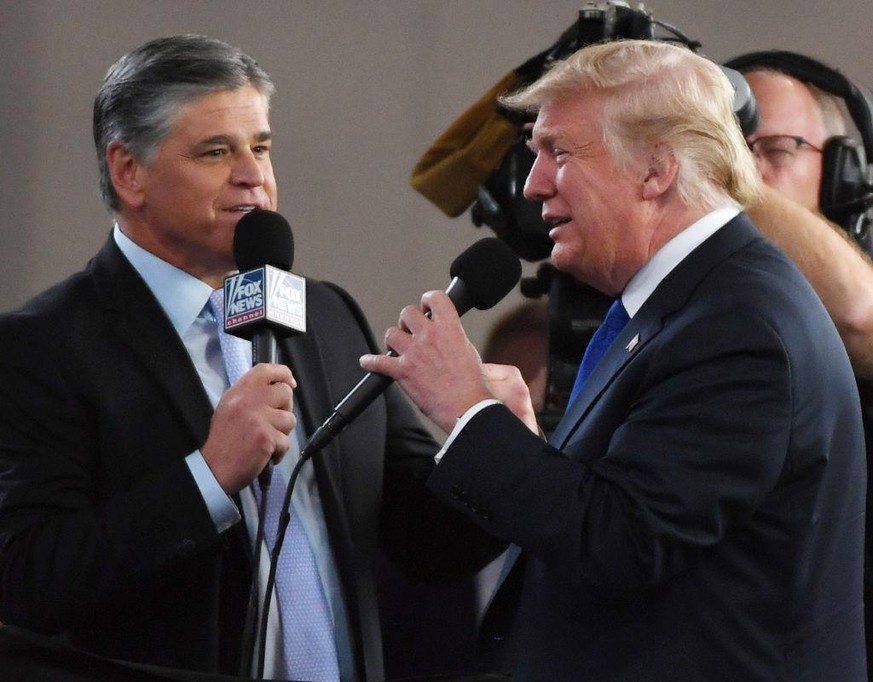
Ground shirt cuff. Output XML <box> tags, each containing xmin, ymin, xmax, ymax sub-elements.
<box><xmin>434</xmin><ymin>399</ymin><xmax>502</xmax><ymax>463</ymax></box>
<box><xmin>185</xmin><ymin>451</ymin><xmax>241</xmax><ymax>533</ymax></box>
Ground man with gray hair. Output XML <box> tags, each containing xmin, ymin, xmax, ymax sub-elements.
<box><xmin>362</xmin><ymin>39</ymin><xmax>867</xmax><ymax>680</ymax></box>
<box><xmin>744</xmin><ymin>68</ymin><xmax>848</xmax><ymax>210</ymax></box>
<box><xmin>724</xmin><ymin>52</ymin><xmax>873</xmax><ymax>381</ymax></box>
<box><xmin>0</xmin><ymin>34</ymin><xmax>500</xmax><ymax>680</ymax></box>
<box><xmin>731</xmin><ymin>49</ymin><xmax>873</xmax><ymax>680</ymax></box>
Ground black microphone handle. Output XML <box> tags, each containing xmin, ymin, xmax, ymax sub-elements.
<box><xmin>239</xmin><ymin>327</ymin><xmax>278</xmax><ymax>677</ymax></box>
<box><xmin>301</xmin><ymin>276</ymin><xmax>472</xmax><ymax>460</ymax></box>
<box><xmin>302</xmin><ymin>368</ymin><xmax>394</xmax><ymax>460</ymax></box>
<box><xmin>252</xmin><ymin>328</ymin><xmax>279</xmax><ymax>490</ymax></box>
<box><xmin>251</xmin><ymin>330</ymin><xmax>279</xmax><ymax>366</ymax></box>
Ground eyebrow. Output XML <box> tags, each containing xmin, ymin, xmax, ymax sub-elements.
<box><xmin>195</xmin><ymin>131</ymin><xmax>273</xmax><ymax>148</ymax></box>
<box><xmin>528</xmin><ymin>125</ymin><xmax>560</xmax><ymax>149</ymax></box>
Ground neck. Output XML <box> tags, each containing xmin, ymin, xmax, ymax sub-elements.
<box><xmin>645</xmin><ymin>201</ymin><xmax>710</xmax><ymax>260</ymax></box>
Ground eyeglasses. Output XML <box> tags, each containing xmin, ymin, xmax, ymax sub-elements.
<box><xmin>747</xmin><ymin>135</ymin><xmax>823</xmax><ymax>169</ymax></box>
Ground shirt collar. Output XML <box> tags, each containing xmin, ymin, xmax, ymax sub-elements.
<box><xmin>622</xmin><ymin>203</ymin><xmax>740</xmax><ymax>317</ymax></box>
<box><xmin>113</xmin><ymin>225</ymin><xmax>215</xmax><ymax>335</ymax></box>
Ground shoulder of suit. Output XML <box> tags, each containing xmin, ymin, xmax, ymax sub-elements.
<box><xmin>308</xmin><ymin>278</ymin><xmax>367</xmax><ymax>317</ymax></box>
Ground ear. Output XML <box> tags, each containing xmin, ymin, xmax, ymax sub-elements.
<box><xmin>641</xmin><ymin>146</ymin><xmax>678</xmax><ymax>201</ymax></box>
<box><xmin>106</xmin><ymin>141</ymin><xmax>146</xmax><ymax>209</ymax></box>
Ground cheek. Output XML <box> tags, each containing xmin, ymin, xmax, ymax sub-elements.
<box><xmin>160</xmin><ymin>170</ymin><xmax>216</xmax><ymax>206</ymax></box>
<box><xmin>262</xmin><ymin>169</ymin><xmax>279</xmax><ymax>205</ymax></box>
<box><xmin>766</xmin><ymin>167</ymin><xmax>820</xmax><ymax>210</ymax></box>
<box><xmin>801</xmin><ymin>159</ymin><xmax>824</xmax><ymax>193</ymax></box>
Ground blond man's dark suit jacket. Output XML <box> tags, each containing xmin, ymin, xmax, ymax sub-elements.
<box><xmin>429</xmin><ymin>214</ymin><xmax>867</xmax><ymax>681</ymax></box>
<box><xmin>0</xmin><ymin>236</ymin><xmax>498</xmax><ymax>679</ymax></box>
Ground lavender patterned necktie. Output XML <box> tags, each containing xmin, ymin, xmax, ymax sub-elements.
<box><xmin>208</xmin><ymin>289</ymin><xmax>339</xmax><ymax>681</ymax></box>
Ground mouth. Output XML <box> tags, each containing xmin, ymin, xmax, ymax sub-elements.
<box><xmin>543</xmin><ymin>215</ymin><xmax>571</xmax><ymax>243</ymax></box>
<box><xmin>544</xmin><ymin>214</ymin><xmax>571</xmax><ymax>231</ymax></box>
<box><xmin>542</xmin><ymin>209</ymin><xmax>570</xmax><ymax>227</ymax></box>
<box><xmin>226</xmin><ymin>204</ymin><xmax>264</xmax><ymax>214</ymax></box>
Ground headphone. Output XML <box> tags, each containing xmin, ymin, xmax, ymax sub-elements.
<box><xmin>724</xmin><ymin>50</ymin><xmax>873</xmax><ymax>252</ymax></box>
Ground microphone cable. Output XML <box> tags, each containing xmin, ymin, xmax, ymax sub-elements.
<box><xmin>255</xmin><ymin>449</ymin><xmax>314</xmax><ymax>679</ymax></box>
<box><xmin>239</xmin><ymin>469</ymin><xmax>274</xmax><ymax>678</ymax></box>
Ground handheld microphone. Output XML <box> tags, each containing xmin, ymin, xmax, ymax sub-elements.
<box><xmin>301</xmin><ymin>237</ymin><xmax>522</xmax><ymax>459</ymax></box>
<box><xmin>224</xmin><ymin>209</ymin><xmax>306</xmax><ymax>353</ymax></box>
<box><xmin>223</xmin><ymin>209</ymin><xmax>305</xmax><ymax>488</ymax></box>
<box><xmin>228</xmin><ymin>210</ymin><xmax>306</xmax><ymax>677</ymax></box>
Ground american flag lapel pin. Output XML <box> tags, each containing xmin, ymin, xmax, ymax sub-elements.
<box><xmin>626</xmin><ymin>334</ymin><xmax>640</xmax><ymax>352</ymax></box>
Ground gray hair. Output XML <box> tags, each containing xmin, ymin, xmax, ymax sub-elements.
<box><xmin>501</xmin><ymin>40</ymin><xmax>761</xmax><ymax>210</ymax></box>
<box><xmin>93</xmin><ymin>34</ymin><xmax>274</xmax><ymax>212</ymax></box>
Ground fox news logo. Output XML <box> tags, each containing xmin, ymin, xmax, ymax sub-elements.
<box><xmin>224</xmin><ymin>266</ymin><xmax>306</xmax><ymax>335</ymax></box>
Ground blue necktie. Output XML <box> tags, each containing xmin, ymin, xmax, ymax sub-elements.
<box><xmin>567</xmin><ymin>299</ymin><xmax>630</xmax><ymax>406</ymax></box>
<box><xmin>486</xmin><ymin>303</ymin><xmax>630</xmax><ymax>631</ymax></box>
<box><xmin>208</xmin><ymin>290</ymin><xmax>339</xmax><ymax>681</ymax></box>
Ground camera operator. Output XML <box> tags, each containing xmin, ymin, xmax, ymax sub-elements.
<box><xmin>728</xmin><ymin>50</ymin><xmax>873</xmax><ymax>675</ymax></box>
<box><xmin>735</xmin><ymin>56</ymin><xmax>873</xmax><ymax>378</ymax></box>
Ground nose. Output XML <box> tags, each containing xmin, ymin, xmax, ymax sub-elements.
<box><xmin>231</xmin><ymin>150</ymin><xmax>266</xmax><ymax>187</ymax></box>
<box><xmin>523</xmin><ymin>153</ymin><xmax>553</xmax><ymax>202</ymax></box>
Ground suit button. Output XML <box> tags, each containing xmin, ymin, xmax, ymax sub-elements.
<box><xmin>450</xmin><ymin>486</ymin><xmax>468</xmax><ymax>503</ymax></box>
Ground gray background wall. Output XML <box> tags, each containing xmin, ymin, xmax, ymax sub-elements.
<box><xmin>2</xmin><ymin>0</ymin><xmax>871</xmax><ymax>362</ymax></box>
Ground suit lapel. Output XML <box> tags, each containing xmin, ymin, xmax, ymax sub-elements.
<box><xmin>280</xmin><ymin>308</ymin><xmax>359</xmax><ymax>619</ymax></box>
<box><xmin>280</xmin><ymin>321</ymin><xmax>344</xmax><ymax>498</ymax></box>
<box><xmin>90</xmin><ymin>236</ymin><xmax>214</xmax><ymax>446</ymax></box>
<box><xmin>549</xmin><ymin>214</ymin><xmax>761</xmax><ymax>450</ymax></box>
<box><xmin>550</xmin><ymin>314</ymin><xmax>659</xmax><ymax>449</ymax></box>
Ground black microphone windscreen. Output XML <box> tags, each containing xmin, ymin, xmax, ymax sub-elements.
<box><xmin>233</xmin><ymin>210</ymin><xmax>294</xmax><ymax>272</ymax></box>
<box><xmin>450</xmin><ymin>238</ymin><xmax>522</xmax><ymax>310</ymax></box>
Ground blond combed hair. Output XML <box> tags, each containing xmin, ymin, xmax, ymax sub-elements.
<box><xmin>501</xmin><ymin>40</ymin><xmax>761</xmax><ymax>210</ymax></box>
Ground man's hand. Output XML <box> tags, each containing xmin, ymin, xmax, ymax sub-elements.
<box><xmin>201</xmin><ymin>363</ymin><xmax>297</xmax><ymax>494</ymax></box>
<box><xmin>361</xmin><ymin>291</ymin><xmax>496</xmax><ymax>432</ymax></box>
<box><xmin>482</xmin><ymin>363</ymin><xmax>539</xmax><ymax>433</ymax></box>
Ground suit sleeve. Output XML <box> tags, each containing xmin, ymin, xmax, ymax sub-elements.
<box><xmin>319</xmin><ymin>282</ymin><xmax>506</xmax><ymax>581</ymax></box>
<box><xmin>428</xmin><ymin>311</ymin><xmax>795</xmax><ymax>596</ymax></box>
<box><xmin>0</xmin><ymin>314</ymin><xmax>223</xmax><ymax>633</ymax></box>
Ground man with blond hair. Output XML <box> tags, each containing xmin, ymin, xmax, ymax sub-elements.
<box><xmin>362</xmin><ymin>40</ymin><xmax>867</xmax><ymax>680</ymax></box>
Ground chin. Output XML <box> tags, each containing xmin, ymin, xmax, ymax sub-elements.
<box><xmin>549</xmin><ymin>245</ymin><xmax>578</xmax><ymax>275</ymax></box>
